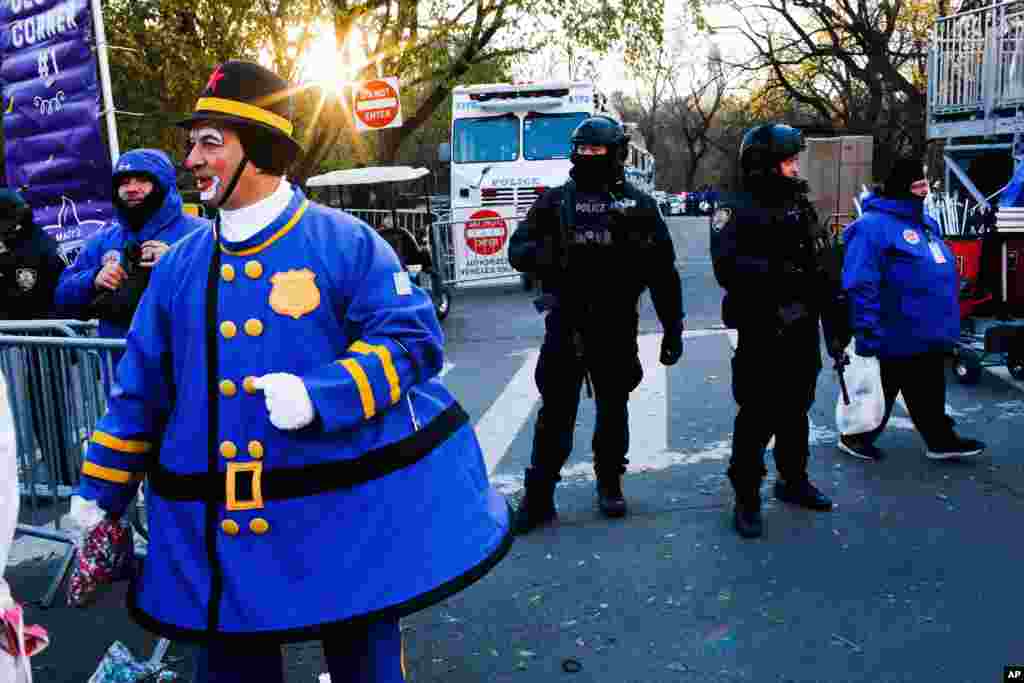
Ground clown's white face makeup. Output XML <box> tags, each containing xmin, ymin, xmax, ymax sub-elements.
<box><xmin>184</xmin><ymin>125</ymin><xmax>243</xmax><ymax>207</ymax></box>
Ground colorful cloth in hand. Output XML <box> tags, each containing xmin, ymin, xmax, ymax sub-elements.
<box><xmin>67</xmin><ymin>518</ymin><xmax>134</xmax><ymax>608</ymax></box>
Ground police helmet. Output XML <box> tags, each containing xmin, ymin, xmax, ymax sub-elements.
<box><xmin>0</xmin><ymin>189</ymin><xmax>32</xmax><ymax>239</ymax></box>
<box><xmin>739</xmin><ymin>124</ymin><xmax>805</xmax><ymax>177</ymax></box>
<box><xmin>570</xmin><ymin>115</ymin><xmax>630</xmax><ymax>163</ymax></box>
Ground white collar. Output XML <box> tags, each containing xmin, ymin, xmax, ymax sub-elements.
<box><xmin>219</xmin><ymin>178</ymin><xmax>294</xmax><ymax>243</ymax></box>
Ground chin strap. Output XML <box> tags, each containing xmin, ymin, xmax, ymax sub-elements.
<box><xmin>210</xmin><ymin>155</ymin><xmax>249</xmax><ymax>212</ymax></box>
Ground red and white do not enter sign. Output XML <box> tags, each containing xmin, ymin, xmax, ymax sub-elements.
<box><xmin>353</xmin><ymin>77</ymin><xmax>403</xmax><ymax>131</ymax></box>
<box><xmin>465</xmin><ymin>210</ymin><xmax>508</xmax><ymax>256</ymax></box>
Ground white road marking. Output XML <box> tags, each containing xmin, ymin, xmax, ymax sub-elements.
<box><xmin>479</xmin><ymin>330</ymin><xmax>733</xmax><ymax>476</ymax></box>
<box><xmin>478</xmin><ymin>328</ymin><xmax>850</xmax><ymax>495</ymax></box>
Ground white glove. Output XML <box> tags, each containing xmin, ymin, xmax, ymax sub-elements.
<box><xmin>62</xmin><ymin>495</ymin><xmax>106</xmax><ymax>547</ymax></box>
<box><xmin>251</xmin><ymin>373</ymin><xmax>316</xmax><ymax>431</ymax></box>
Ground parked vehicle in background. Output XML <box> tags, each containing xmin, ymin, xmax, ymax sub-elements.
<box><xmin>440</xmin><ymin>80</ymin><xmax>656</xmax><ymax>286</ymax></box>
<box><xmin>666</xmin><ymin>195</ymin><xmax>685</xmax><ymax>215</ymax></box>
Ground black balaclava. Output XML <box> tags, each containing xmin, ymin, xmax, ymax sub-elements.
<box><xmin>0</xmin><ymin>189</ymin><xmax>32</xmax><ymax>242</ymax></box>
<box><xmin>882</xmin><ymin>158</ymin><xmax>925</xmax><ymax>200</ymax></box>
<box><xmin>570</xmin><ymin>146</ymin><xmax>624</xmax><ymax>191</ymax></box>
<box><xmin>113</xmin><ymin>173</ymin><xmax>167</xmax><ymax>231</ymax></box>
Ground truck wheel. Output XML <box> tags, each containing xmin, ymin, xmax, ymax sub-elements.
<box><xmin>952</xmin><ymin>351</ymin><xmax>982</xmax><ymax>384</ymax></box>
<box><xmin>434</xmin><ymin>287</ymin><xmax>451</xmax><ymax>321</ymax></box>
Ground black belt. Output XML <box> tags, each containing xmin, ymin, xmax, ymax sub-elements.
<box><xmin>148</xmin><ymin>402</ymin><xmax>469</xmax><ymax>506</ymax></box>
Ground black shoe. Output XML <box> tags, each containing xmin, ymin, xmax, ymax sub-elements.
<box><xmin>513</xmin><ymin>493</ymin><xmax>557</xmax><ymax>534</ymax></box>
<box><xmin>774</xmin><ymin>479</ymin><xmax>833</xmax><ymax>511</ymax></box>
<box><xmin>513</xmin><ymin>468</ymin><xmax>558</xmax><ymax>534</ymax></box>
<box><xmin>838</xmin><ymin>435</ymin><xmax>885</xmax><ymax>462</ymax></box>
<box><xmin>926</xmin><ymin>436</ymin><xmax>986</xmax><ymax>460</ymax></box>
<box><xmin>733</xmin><ymin>495</ymin><xmax>763</xmax><ymax>538</ymax></box>
<box><xmin>596</xmin><ymin>475</ymin><xmax>627</xmax><ymax>518</ymax></box>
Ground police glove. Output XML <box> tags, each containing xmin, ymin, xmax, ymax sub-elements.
<box><xmin>660</xmin><ymin>323</ymin><xmax>685</xmax><ymax>366</ymax></box>
<box><xmin>536</xmin><ymin>236</ymin><xmax>558</xmax><ymax>269</ymax></box>
<box><xmin>252</xmin><ymin>373</ymin><xmax>316</xmax><ymax>430</ymax></box>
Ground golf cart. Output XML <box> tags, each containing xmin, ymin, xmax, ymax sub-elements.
<box><xmin>305</xmin><ymin>165</ymin><xmax>452</xmax><ymax>321</ymax></box>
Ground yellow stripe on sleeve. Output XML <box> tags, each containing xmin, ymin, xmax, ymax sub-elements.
<box><xmin>348</xmin><ymin>341</ymin><xmax>401</xmax><ymax>405</ymax></box>
<box><xmin>339</xmin><ymin>358</ymin><xmax>376</xmax><ymax>419</ymax></box>
<box><xmin>82</xmin><ymin>462</ymin><xmax>143</xmax><ymax>485</ymax></box>
<box><xmin>91</xmin><ymin>431</ymin><xmax>152</xmax><ymax>454</ymax></box>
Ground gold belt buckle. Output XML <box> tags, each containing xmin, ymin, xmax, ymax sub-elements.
<box><xmin>225</xmin><ymin>462</ymin><xmax>264</xmax><ymax>511</ymax></box>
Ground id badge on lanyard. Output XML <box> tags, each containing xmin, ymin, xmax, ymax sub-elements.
<box><xmin>927</xmin><ymin>237</ymin><xmax>947</xmax><ymax>264</ymax></box>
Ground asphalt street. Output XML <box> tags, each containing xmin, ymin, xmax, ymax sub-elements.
<box><xmin>8</xmin><ymin>215</ymin><xmax>1024</xmax><ymax>682</ymax></box>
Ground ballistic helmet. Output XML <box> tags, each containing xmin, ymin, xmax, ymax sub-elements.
<box><xmin>739</xmin><ymin>124</ymin><xmax>805</xmax><ymax>178</ymax></box>
<box><xmin>0</xmin><ymin>189</ymin><xmax>32</xmax><ymax>240</ymax></box>
<box><xmin>570</xmin><ymin>116</ymin><xmax>630</xmax><ymax>164</ymax></box>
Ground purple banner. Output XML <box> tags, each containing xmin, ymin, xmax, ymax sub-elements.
<box><xmin>0</xmin><ymin>0</ymin><xmax>112</xmax><ymax>265</ymax></box>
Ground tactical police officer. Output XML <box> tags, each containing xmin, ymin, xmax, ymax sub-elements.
<box><xmin>508</xmin><ymin>115</ymin><xmax>685</xmax><ymax>534</ymax></box>
<box><xmin>710</xmin><ymin>123</ymin><xmax>850</xmax><ymax>539</ymax></box>
<box><xmin>0</xmin><ymin>189</ymin><xmax>65</xmax><ymax>320</ymax></box>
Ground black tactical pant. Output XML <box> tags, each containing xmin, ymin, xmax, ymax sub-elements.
<box><xmin>728</xmin><ymin>320</ymin><xmax>821</xmax><ymax>493</ymax></box>
<box><xmin>528</xmin><ymin>316</ymin><xmax>643</xmax><ymax>483</ymax></box>
<box><xmin>851</xmin><ymin>351</ymin><xmax>957</xmax><ymax>449</ymax></box>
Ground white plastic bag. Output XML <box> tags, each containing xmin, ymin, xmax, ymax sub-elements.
<box><xmin>835</xmin><ymin>341</ymin><xmax>885</xmax><ymax>436</ymax></box>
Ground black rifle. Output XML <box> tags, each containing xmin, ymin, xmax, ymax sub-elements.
<box><xmin>834</xmin><ymin>351</ymin><xmax>851</xmax><ymax>405</ymax></box>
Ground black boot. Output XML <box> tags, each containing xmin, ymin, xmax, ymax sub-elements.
<box><xmin>733</xmin><ymin>490</ymin><xmax>763</xmax><ymax>539</ymax></box>
<box><xmin>513</xmin><ymin>468</ymin><xmax>557</xmax><ymax>535</ymax></box>
<box><xmin>774</xmin><ymin>479</ymin><xmax>833</xmax><ymax>511</ymax></box>
<box><xmin>596</xmin><ymin>473</ymin><xmax>627</xmax><ymax>518</ymax></box>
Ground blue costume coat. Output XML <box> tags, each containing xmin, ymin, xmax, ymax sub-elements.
<box><xmin>842</xmin><ymin>194</ymin><xmax>959</xmax><ymax>358</ymax></box>
<box><xmin>55</xmin><ymin>149</ymin><xmax>208</xmax><ymax>340</ymax></box>
<box><xmin>77</xmin><ymin>189</ymin><xmax>512</xmax><ymax>642</ymax></box>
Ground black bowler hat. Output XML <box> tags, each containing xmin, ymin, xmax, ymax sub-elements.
<box><xmin>177</xmin><ymin>60</ymin><xmax>302</xmax><ymax>154</ymax></box>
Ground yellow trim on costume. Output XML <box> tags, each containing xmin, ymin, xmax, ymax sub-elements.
<box><xmin>220</xmin><ymin>200</ymin><xmax>309</xmax><ymax>256</ymax></box>
<box><xmin>195</xmin><ymin>97</ymin><xmax>294</xmax><ymax>137</ymax></box>
<box><xmin>82</xmin><ymin>462</ymin><xmax>142</xmax><ymax>485</ymax></box>
<box><xmin>339</xmin><ymin>358</ymin><xmax>375</xmax><ymax>419</ymax></box>
<box><xmin>91</xmin><ymin>431</ymin><xmax>152</xmax><ymax>454</ymax></box>
<box><xmin>348</xmin><ymin>341</ymin><xmax>401</xmax><ymax>406</ymax></box>
<box><xmin>226</xmin><ymin>461</ymin><xmax>264</xmax><ymax>511</ymax></box>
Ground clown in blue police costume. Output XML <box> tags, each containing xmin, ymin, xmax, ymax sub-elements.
<box><xmin>69</xmin><ymin>61</ymin><xmax>513</xmax><ymax>683</ymax></box>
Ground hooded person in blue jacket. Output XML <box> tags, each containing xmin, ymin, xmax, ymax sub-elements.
<box><xmin>840</xmin><ymin>157</ymin><xmax>985</xmax><ymax>461</ymax></box>
<box><xmin>55</xmin><ymin>148</ymin><xmax>208</xmax><ymax>344</ymax></box>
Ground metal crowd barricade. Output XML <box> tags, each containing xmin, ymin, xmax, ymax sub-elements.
<box><xmin>428</xmin><ymin>216</ymin><xmax>526</xmax><ymax>287</ymax></box>
<box><xmin>0</xmin><ymin>330</ymin><xmax>125</xmax><ymax>608</ymax></box>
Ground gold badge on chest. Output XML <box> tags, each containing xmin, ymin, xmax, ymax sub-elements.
<box><xmin>269</xmin><ymin>269</ymin><xmax>321</xmax><ymax>319</ymax></box>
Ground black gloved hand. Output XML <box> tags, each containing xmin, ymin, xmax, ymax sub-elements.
<box><xmin>536</xmin><ymin>236</ymin><xmax>558</xmax><ymax>269</ymax></box>
<box><xmin>660</xmin><ymin>323</ymin><xmax>684</xmax><ymax>366</ymax></box>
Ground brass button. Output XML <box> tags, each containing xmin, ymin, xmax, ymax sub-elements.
<box><xmin>243</xmin><ymin>376</ymin><xmax>259</xmax><ymax>394</ymax></box>
<box><xmin>220</xmin><ymin>321</ymin><xmax>237</xmax><ymax>339</ymax></box>
<box><xmin>221</xmin><ymin>519</ymin><xmax>240</xmax><ymax>536</ymax></box>
<box><xmin>247</xmin><ymin>440</ymin><xmax>264</xmax><ymax>459</ymax></box>
<box><xmin>245</xmin><ymin>260</ymin><xmax>263</xmax><ymax>279</ymax></box>
<box><xmin>249</xmin><ymin>518</ymin><xmax>269</xmax><ymax>535</ymax></box>
<box><xmin>244</xmin><ymin>319</ymin><xmax>264</xmax><ymax>337</ymax></box>
<box><xmin>221</xmin><ymin>264</ymin><xmax>236</xmax><ymax>282</ymax></box>
<box><xmin>219</xmin><ymin>379</ymin><xmax>237</xmax><ymax>397</ymax></box>
<box><xmin>219</xmin><ymin>441</ymin><xmax>238</xmax><ymax>459</ymax></box>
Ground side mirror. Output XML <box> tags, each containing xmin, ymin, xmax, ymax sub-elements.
<box><xmin>438</xmin><ymin>142</ymin><xmax>451</xmax><ymax>163</ymax></box>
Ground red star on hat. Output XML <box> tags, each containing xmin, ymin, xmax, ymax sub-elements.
<box><xmin>205</xmin><ymin>65</ymin><xmax>225</xmax><ymax>94</ymax></box>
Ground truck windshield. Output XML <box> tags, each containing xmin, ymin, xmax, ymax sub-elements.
<box><xmin>452</xmin><ymin>114</ymin><xmax>520</xmax><ymax>163</ymax></box>
<box><xmin>524</xmin><ymin>112</ymin><xmax>588</xmax><ymax>160</ymax></box>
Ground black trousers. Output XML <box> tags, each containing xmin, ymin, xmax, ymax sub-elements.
<box><xmin>528</xmin><ymin>319</ymin><xmax>642</xmax><ymax>483</ymax></box>
<box><xmin>728</xmin><ymin>322</ymin><xmax>821</xmax><ymax>491</ymax></box>
<box><xmin>851</xmin><ymin>351</ymin><xmax>956</xmax><ymax>449</ymax></box>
